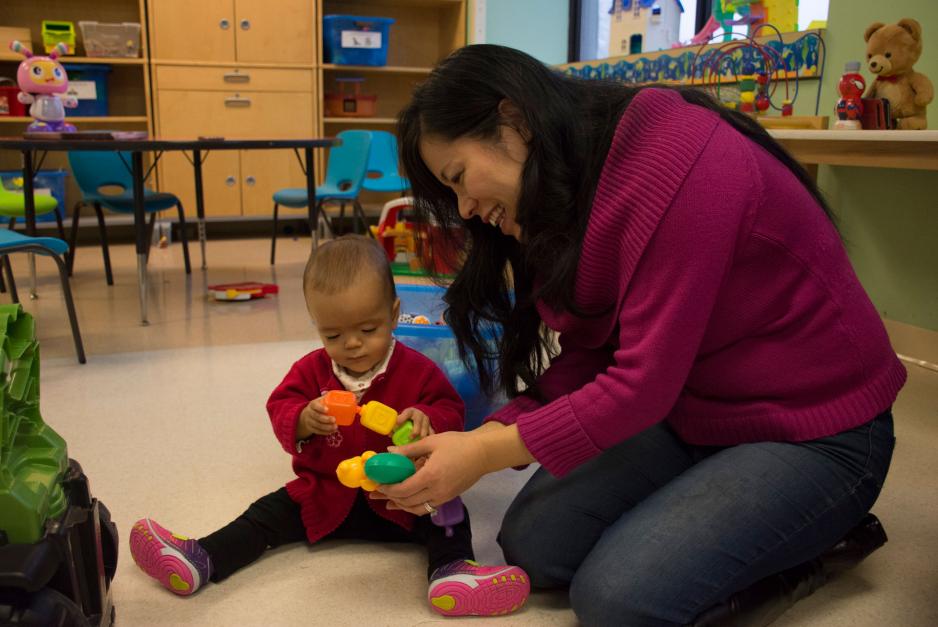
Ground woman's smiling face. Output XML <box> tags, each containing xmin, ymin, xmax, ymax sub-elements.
<box><xmin>419</xmin><ymin>125</ymin><xmax>528</xmax><ymax>242</ymax></box>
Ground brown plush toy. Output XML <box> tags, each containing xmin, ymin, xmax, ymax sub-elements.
<box><xmin>863</xmin><ymin>18</ymin><xmax>934</xmax><ymax>129</ymax></box>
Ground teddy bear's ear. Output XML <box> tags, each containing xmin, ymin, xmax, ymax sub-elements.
<box><xmin>864</xmin><ymin>22</ymin><xmax>885</xmax><ymax>42</ymax></box>
<box><xmin>897</xmin><ymin>18</ymin><xmax>922</xmax><ymax>42</ymax></box>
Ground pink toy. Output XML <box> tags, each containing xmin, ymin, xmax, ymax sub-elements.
<box><xmin>9</xmin><ymin>40</ymin><xmax>77</xmax><ymax>133</ymax></box>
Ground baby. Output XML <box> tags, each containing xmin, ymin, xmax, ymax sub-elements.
<box><xmin>129</xmin><ymin>235</ymin><xmax>529</xmax><ymax>617</ymax></box>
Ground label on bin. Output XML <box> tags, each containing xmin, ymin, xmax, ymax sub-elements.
<box><xmin>341</xmin><ymin>30</ymin><xmax>382</xmax><ymax>49</ymax></box>
<box><xmin>67</xmin><ymin>81</ymin><xmax>98</xmax><ymax>100</ymax></box>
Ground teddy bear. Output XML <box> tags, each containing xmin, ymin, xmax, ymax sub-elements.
<box><xmin>863</xmin><ymin>18</ymin><xmax>934</xmax><ymax>130</ymax></box>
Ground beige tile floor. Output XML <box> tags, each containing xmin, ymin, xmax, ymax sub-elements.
<box><xmin>7</xmin><ymin>235</ymin><xmax>938</xmax><ymax>626</ymax></box>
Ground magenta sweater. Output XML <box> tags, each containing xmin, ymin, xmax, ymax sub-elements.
<box><xmin>485</xmin><ymin>88</ymin><xmax>906</xmax><ymax>477</ymax></box>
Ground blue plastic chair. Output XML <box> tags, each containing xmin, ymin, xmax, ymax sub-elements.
<box><xmin>362</xmin><ymin>130</ymin><xmax>409</xmax><ymax>194</ymax></box>
<box><xmin>0</xmin><ymin>229</ymin><xmax>85</xmax><ymax>363</ymax></box>
<box><xmin>67</xmin><ymin>151</ymin><xmax>191</xmax><ymax>285</ymax></box>
<box><xmin>270</xmin><ymin>130</ymin><xmax>372</xmax><ymax>264</ymax></box>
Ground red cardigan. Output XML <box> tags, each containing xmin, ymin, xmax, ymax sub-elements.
<box><xmin>267</xmin><ymin>341</ymin><xmax>464</xmax><ymax>543</ymax></box>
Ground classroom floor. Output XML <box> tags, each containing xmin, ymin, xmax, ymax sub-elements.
<box><xmin>8</xmin><ymin>235</ymin><xmax>938</xmax><ymax>627</ymax></box>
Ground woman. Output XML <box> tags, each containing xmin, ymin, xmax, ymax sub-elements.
<box><xmin>376</xmin><ymin>45</ymin><xmax>904</xmax><ymax>626</ymax></box>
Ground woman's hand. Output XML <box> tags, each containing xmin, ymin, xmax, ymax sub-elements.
<box><xmin>371</xmin><ymin>430</ymin><xmax>488</xmax><ymax>515</ymax></box>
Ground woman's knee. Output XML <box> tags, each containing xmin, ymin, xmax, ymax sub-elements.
<box><xmin>569</xmin><ymin>566</ymin><xmax>686</xmax><ymax>627</ymax></box>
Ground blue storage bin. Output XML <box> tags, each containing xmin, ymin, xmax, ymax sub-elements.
<box><xmin>0</xmin><ymin>169</ymin><xmax>68</xmax><ymax>222</ymax></box>
<box><xmin>396</xmin><ymin>284</ymin><xmax>505</xmax><ymax>430</ymax></box>
<box><xmin>323</xmin><ymin>15</ymin><xmax>395</xmax><ymax>66</ymax></box>
<box><xmin>62</xmin><ymin>63</ymin><xmax>111</xmax><ymax>116</ymax></box>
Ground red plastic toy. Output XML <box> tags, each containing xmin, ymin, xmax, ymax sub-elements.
<box><xmin>208</xmin><ymin>282</ymin><xmax>278</xmax><ymax>301</ymax></box>
<box><xmin>834</xmin><ymin>61</ymin><xmax>866</xmax><ymax>130</ymax></box>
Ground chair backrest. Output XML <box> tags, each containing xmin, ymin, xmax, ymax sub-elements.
<box><xmin>67</xmin><ymin>151</ymin><xmax>133</xmax><ymax>197</ymax></box>
<box><xmin>365</xmin><ymin>130</ymin><xmax>401</xmax><ymax>178</ymax></box>
<box><xmin>324</xmin><ymin>130</ymin><xmax>372</xmax><ymax>193</ymax></box>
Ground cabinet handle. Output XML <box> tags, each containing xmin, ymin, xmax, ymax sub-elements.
<box><xmin>225</xmin><ymin>176</ymin><xmax>237</xmax><ymax>187</ymax></box>
<box><xmin>219</xmin><ymin>18</ymin><xmax>231</xmax><ymax>30</ymax></box>
<box><xmin>245</xmin><ymin>176</ymin><xmax>256</xmax><ymax>187</ymax></box>
<box><xmin>240</xmin><ymin>19</ymin><xmax>251</xmax><ymax>31</ymax></box>
<box><xmin>224</xmin><ymin>96</ymin><xmax>252</xmax><ymax>108</ymax></box>
<box><xmin>223</xmin><ymin>72</ymin><xmax>250</xmax><ymax>84</ymax></box>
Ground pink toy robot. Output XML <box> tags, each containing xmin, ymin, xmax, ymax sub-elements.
<box><xmin>9</xmin><ymin>40</ymin><xmax>77</xmax><ymax>132</ymax></box>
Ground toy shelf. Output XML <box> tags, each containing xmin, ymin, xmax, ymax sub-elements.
<box><xmin>769</xmin><ymin>129</ymin><xmax>938</xmax><ymax>172</ymax></box>
<box><xmin>0</xmin><ymin>53</ymin><xmax>145</xmax><ymax>65</ymax></box>
<box><xmin>0</xmin><ymin>116</ymin><xmax>148</xmax><ymax>124</ymax></box>
<box><xmin>321</xmin><ymin>63</ymin><xmax>432</xmax><ymax>74</ymax></box>
<box><xmin>324</xmin><ymin>117</ymin><xmax>397</xmax><ymax>125</ymax></box>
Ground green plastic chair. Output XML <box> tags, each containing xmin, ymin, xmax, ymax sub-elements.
<box><xmin>0</xmin><ymin>187</ymin><xmax>67</xmax><ymax>240</ymax></box>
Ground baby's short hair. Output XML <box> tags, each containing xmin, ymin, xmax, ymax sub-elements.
<box><xmin>303</xmin><ymin>235</ymin><xmax>396</xmax><ymax>302</ymax></box>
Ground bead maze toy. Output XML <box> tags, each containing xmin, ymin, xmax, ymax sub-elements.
<box><xmin>8</xmin><ymin>40</ymin><xmax>78</xmax><ymax>133</ymax></box>
<box><xmin>336</xmin><ymin>451</ymin><xmax>466</xmax><ymax>536</ymax></box>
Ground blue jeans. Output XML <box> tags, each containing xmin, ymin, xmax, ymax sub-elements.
<box><xmin>498</xmin><ymin>410</ymin><xmax>895</xmax><ymax>627</ymax></box>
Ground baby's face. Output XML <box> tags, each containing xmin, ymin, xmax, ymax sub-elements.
<box><xmin>307</xmin><ymin>272</ymin><xmax>399</xmax><ymax>376</ymax></box>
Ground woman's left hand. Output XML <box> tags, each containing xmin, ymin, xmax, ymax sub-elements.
<box><xmin>370</xmin><ymin>430</ymin><xmax>488</xmax><ymax>515</ymax></box>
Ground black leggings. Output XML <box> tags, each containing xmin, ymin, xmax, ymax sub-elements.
<box><xmin>198</xmin><ymin>487</ymin><xmax>474</xmax><ymax>583</ymax></box>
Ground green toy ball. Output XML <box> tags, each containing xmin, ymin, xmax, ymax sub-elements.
<box><xmin>364</xmin><ymin>452</ymin><xmax>416</xmax><ymax>484</ymax></box>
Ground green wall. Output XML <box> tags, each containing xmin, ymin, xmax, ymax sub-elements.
<box><xmin>485</xmin><ymin>0</ymin><xmax>570</xmax><ymax>65</ymax></box>
<box><xmin>813</xmin><ymin>0</ymin><xmax>938</xmax><ymax>330</ymax></box>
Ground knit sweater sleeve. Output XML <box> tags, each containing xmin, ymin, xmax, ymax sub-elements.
<box><xmin>266</xmin><ymin>353</ymin><xmax>325</xmax><ymax>454</ymax></box>
<box><xmin>409</xmin><ymin>359</ymin><xmax>466</xmax><ymax>434</ymax></box>
<box><xmin>516</xmin><ymin>127</ymin><xmax>760</xmax><ymax>477</ymax></box>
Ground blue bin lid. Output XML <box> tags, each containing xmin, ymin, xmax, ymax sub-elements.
<box><xmin>61</xmin><ymin>63</ymin><xmax>112</xmax><ymax>73</ymax></box>
<box><xmin>324</xmin><ymin>15</ymin><xmax>395</xmax><ymax>26</ymax></box>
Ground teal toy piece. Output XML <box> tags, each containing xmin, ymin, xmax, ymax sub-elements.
<box><xmin>364</xmin><ymin>452</ymin><xmax>415</xmax><ymax>485</ymax></box>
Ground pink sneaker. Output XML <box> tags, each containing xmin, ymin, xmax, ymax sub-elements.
<box><xmin>129</xmin><ymin>518</ymin><xmax>212</xmax><ymax>596</ymax></box>
<box><xmin>428</xmin><ymin>559</ymin><xmax>530</xmax><ymax>616</ymax></box>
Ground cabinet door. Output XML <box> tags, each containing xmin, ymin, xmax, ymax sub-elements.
<box><xmin>156</xmin><ymin>90</ymin><xmax>243</xmax><ymax>216</ymax></box>
<box><xmin>151</xmin><ymin>0</ymin><xmax>236</xmax><ymax>63</ymax></box>
<box><xmin>234</xmin><ymin>0</ymin><xmax>314</xmax><ymax>64</ymax></box>
<box><xmin>238</xmin><ymin>89</ymin><xmax>315</xmax><ymax>216</ymax></box>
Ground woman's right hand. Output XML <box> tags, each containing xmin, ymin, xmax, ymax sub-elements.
<box><xmin>373</xmin><ymin>430</ymin><xmax>490</xmax><ymax>515</ymax></box>
<box><xmin>296</xmin><ymin>397</ymin><xmax>337</xmax><ymax>439</ymax></box>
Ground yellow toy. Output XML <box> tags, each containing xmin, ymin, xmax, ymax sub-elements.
<box><xmin>336</xmin><ymin>451</ymin><xmax>379</xmax><ymax>490</ymax></box>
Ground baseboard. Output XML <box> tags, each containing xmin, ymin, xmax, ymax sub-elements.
<box><xmin>884</xmin><ymin>318</ymin><xmax>938</xmax><ymax>373</ymax></box>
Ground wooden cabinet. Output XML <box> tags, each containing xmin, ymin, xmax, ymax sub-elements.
<box><xmin>154</xmin><ymin>67</ymin><xmax>315</xmax><ymax>216</ymax></box>
<box><xmin>150</xmin><ymin>0</ymin><xmax>317</xmax><ymax>217</ymax></box>
<box><xmin>150</xmin><ymin>0</ymin><xmax>315</xmax><ymax>65</ymax></box>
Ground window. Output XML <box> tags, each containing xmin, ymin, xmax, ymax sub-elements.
<box><xmin>574</xmin><ymin>0</ymin><xmax>829</xmax><ymax>63</ymax></box>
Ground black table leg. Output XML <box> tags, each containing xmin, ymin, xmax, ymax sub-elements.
<box><xmin>193</xmin><ymin>149</ymin><xmax>207</xmax><ymax>269</ymax></box>
<box><xmin>305</xmin><ymin>147</ymin><xmax>317</xmax><ymax>249</ymax></box>
<box><xmin>22</xmin><ymin>150</ymin><xmax>38</xmax><ymax>298</ymax></box>
<box><xmin>132</xmin><ymin>151</ymin><xmax>148</xmax><ymax>324</ymax></box>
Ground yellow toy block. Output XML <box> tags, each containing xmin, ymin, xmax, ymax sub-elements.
<box><xmin>336</xmin><ymin>450</ymin><xmax>379</xmax><ymax>491</ymax></box>
<box><xmin>359</xmin><ymin>401</ymin><xmax>399</xmax><ymax>436</ymax></box>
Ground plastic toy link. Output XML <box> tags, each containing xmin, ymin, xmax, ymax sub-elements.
<box><xmin>9</xmin><ymin>41</ymin><xmax>77</xmax><ymax>133</ymax></box>
<box><xmin>337</xmin><ymin>451</ymin><xmax>466</xmax><ymax>536</ymax></box>
<box><xmin>322</xmin><ymin>390</ymin><xmax>417</xmax><ymax>446</ymax></box>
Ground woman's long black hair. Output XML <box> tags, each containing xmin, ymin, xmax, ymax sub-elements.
<box><xmin>398</xmin><ymin>44</ymin><xmax>834</xmax><ymax>401</ymax></box>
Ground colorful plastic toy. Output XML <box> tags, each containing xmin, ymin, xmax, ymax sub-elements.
<box><xmin>834</xmin><ymin>61</ymin><xmax>865</xmax><ymax>130</ymax></box>
<box><xmin>41</xmin><ymin>20</ymin><xmax>76</xmax><ymax>55</ymax></box>
<box><xmin>335</xmin><ymin>451</ymin><xmax>466</xmax><ymax>535</ymax></box>
<box><xmin>8</xmin><ymin>40</ymin><xmax>77</xmax><ymax>132</ymax></box>
<box><xmin>322</xmin><ymin>390</ymin><xmax>416</xmax><ymax>446</ymax></box>
<box><xmin>208</xmin><ymin>281</ymin><xmax>279</xmax><ymax>301</ymax></box>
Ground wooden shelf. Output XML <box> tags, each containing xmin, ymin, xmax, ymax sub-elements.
<box><xmin>322</xmin><ymin>64</ymin><xmax>432</xmax><ymax>75</ymax></box>
<box><xmin>0</xmin><ymin>53</ymin><xmax>145</xmax><ymax>65</ymax></box>
<box><xmin>150</xmin><ymin>59</ymin><xmax>314</xmax><ymax>70</ymax></box>
<box><xmin>768</xmin><ymin>129</ymin><xmax>938</xmax><ymax>171</ymax></box>
<box><xmin>330</xmin><ymin>0</ymin><xmax>463</xmax><ymax>6</ymax></box>
<box><xmin>0</xmin><ymin>116</ymin><xmax>149</xmax><ymax>123</ymax></box>
<box><xmin>324</xmin><ymin>117</ymin><xmax>397</xmax><ymax>125</ymax></box>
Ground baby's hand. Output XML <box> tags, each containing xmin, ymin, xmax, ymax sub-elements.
<box><xmin>397</xmin><ymin>407</ymin><xmax>434</xmax><ymax>440</ymax></box>
<box><xmin>297</xmin><ymin>397</ymin><xmax>336</xmax><ymax>440</ymax></box>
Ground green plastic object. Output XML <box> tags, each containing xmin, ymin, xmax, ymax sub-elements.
<box><xmin>391</xmin><ymin>420</ymin><xmax>416</xmax><ymax>447</ymax></box>
<box><xmin>41</xmin><ymin>20</ymin><xmax>76</xmax><ymax>55</ymax></box>
<box><xmin>0</xmin><ymin>304</ymin><xmax>68</xmax><ymax>544</ymax></box>
<box><xmin>364</xmin><ymin>453</ymin><xmax>415</xmax><ymax>485</ymax></box>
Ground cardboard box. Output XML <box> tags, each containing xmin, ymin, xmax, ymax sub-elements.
<box><xmin>0</xmin><ymin>26</ymin><xmax>33</xmax><ymax>53</ymax></box>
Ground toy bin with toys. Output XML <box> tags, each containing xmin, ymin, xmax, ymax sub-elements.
<box><xmin>322</xmin><ymin>15</ymin><xmax>394</xmax><ymax>66</ymax></box>
<box><xmin>396</xmin><ymin>284</ymin><xmax>504</xmax><ymax>430</ymax></box>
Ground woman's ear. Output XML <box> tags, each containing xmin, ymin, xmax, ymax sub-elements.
<box><xmin>498</xmin><ymin>99</ymin><xmax>531</xmax><ymax>142</ymax></box>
